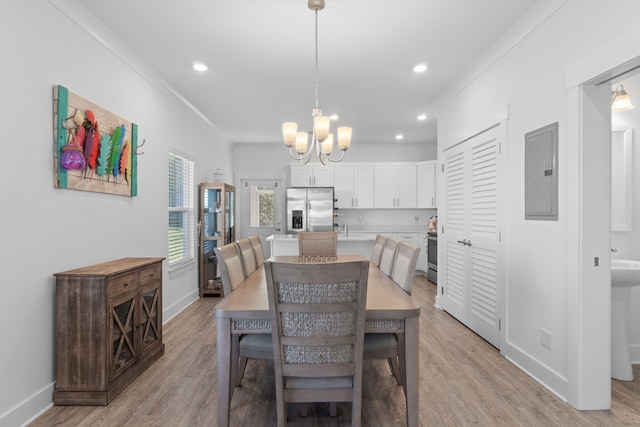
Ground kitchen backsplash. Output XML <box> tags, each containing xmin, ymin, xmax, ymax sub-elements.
<box><xmin>334</xmin><ymin>208</ymin><xmax>437</xmax><ymax>233</ymax></box>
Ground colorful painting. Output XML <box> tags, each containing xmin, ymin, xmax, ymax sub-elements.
<box><xmin>53</xmin><ymin>85</ymin><xmax>138</xmax><ymax>196</ymax></box>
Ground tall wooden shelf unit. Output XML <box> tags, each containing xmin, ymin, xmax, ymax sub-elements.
<box><xmin>53</xmin><ymin>257</ymin><xmax>165</xmax><ymax>405</ymax></box>
<box><xmin>199</xmin><ymin>183</ymin><xmax>235</xmax><ymax>297</ymax></box>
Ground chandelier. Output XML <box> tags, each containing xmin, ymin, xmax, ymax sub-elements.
<box><xmin>282</xmin><ymin>0</ymin><xmax>352</xmax><ymax>165</ymax></box>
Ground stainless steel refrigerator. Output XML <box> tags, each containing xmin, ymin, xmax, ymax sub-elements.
<box><xmin>286</xmin><ymin>187</ymin><xmax>334</xmax><ymax>233</ymax></box>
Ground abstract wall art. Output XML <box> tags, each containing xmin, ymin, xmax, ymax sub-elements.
<box><xmin>53</xmin><ymin>85</ymin><xmax>138</xmax><ymax>196</ymax></box>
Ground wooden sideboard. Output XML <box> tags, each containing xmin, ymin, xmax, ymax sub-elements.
<box><xmin>53</xmin><ymin>257</ymin><xmax>165</xmax><ymax>405</ymax></box>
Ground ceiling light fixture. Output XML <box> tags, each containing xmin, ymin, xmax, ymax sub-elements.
<box><xmin>282</xmin><ymin>0</ymin><xmax>352</xmax><ymax>165</ymax></box>
<box><xmin>612</xmin><ymin>85</ymin><xmax>634</xmax><ymax>111</ymax></box>
<box><xmin>193</xmin><ymin>62</ymin><xmax>208</xmax><ymax>72</ymax></box>
<box><xmin>417</xmin><ymin>114</ymin><xmax>427</xmax><ymax>121</ymax></box>
<box><xmin>413</xmin><ymin>63</ymin><xmax>428</xmax><ymax>73</ymax></box>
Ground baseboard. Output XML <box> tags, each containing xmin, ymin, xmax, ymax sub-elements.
<box><xmin>163</xmin><ymin>287</ymin><xmax>199</xmax><ymax>324</ymax></box>
<box><xmin>0</xmin><ymin>382</ymin><xmax>54</xmax><ymax>427</ymax></box>
<box><xmin>503</xmin><ymin>340</ymin><xmax>569</xmax><ymax>402</ymax></box>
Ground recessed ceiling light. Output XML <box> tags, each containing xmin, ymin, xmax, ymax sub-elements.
<box><xmin>395</xmin><ymin>134</ymin><xmax>404</xmax><ymax>140</ymax></box>
<box><xmin>413</xmin><ymin>63</ymin><xmax>428</xmax><ymax>73</ymax></box>
<box><xmin>330</xmin><ymin>114</ymin><xmax>339</xmax><ymax>120</ymax></box>
<box><xmin>417</xmin><ymin>114</ymin><xmax>427</xmax><ymax>121</ymax></box>
<box><xmin>193</xmin><ymin>62</ymin><xmax>208</xmax><ymax>72</ymax></box>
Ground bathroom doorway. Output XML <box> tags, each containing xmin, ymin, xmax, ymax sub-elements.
<box><xmin>568</xmin><ymin>43</ymin><xmax>640</xmax><ymax>408</ymax></box>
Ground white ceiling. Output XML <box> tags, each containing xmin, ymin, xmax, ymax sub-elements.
<box><xmin>78</xmin><ymin>0</ymin><xmax>538</xmax><ymax>148</ymax></box>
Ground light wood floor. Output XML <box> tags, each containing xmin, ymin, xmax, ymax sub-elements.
<box><xmin>31</xmin><ymin>276</ymin><xmax>640</xmax><ymax>426</ymax></box>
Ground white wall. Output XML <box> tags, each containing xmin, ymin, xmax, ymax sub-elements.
<box><xmin>0</xmin><ymin>1</ymin><xmax>232</xmax><ymax>426</ymax></box>
<box><xmin>435</xmin><ymin>0</ymin><xmax>640</xmax><ymax>406</ymax></box>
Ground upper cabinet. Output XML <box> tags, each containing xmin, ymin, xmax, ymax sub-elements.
<box><xmin>417</xmin><ymin>161</ymin><xmax>437</xmax><ymax>208</ymax></box>
<box><xmin>374</xmin><ymin>164</ymin><xmax>417</xmax><ymax>208</ymax></box>
<box><xmin>334</xmin><ymin>165</ymin><xmax>374</xmax><ymax>209</ymax></box>
<box><xmin>290</xmin><ymin>161</ymin><xmax>434</xmax><ymax>210</ymax></box>
<box><xmin>291</xmin><ymin>165</ymin><xmax>334</xmax><ymax>187</ymax></box>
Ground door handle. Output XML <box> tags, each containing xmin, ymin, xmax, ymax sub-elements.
<box><xmin>274</xmin><ymin>228</ymin><xmax>281</xmax><ymax>231</ymax></box>
<box><xmin>457</xmin><ymin>239</ymin><xmax>472</xmax><ymax>247</ymax></box>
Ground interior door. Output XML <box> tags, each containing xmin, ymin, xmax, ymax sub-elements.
<box><xmin>442</xmin><ymin>125</ymin><xmax>501</xmax><ymax>349</ymax></box>
<box><xmin>442</xmin><ymin>144</ymin><xmax>468</xmax><ymax>322</ymax></box>
<box><xmin>240</xmin><ymin>179</ymin><xmax>283</xmax><ymax>259</ymax></box>
<box><xmin>467</xmin><ymin>132</ymin><xmax>500</xmax><ymax>348</ymax></box>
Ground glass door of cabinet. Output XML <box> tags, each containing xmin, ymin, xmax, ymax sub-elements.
<box><xmin>199</xmin><ymin>183</ymin><xmax>235</xmax><ymax>297</ymax></box>
<box><xmin>140</xmin><ymin>286</ymin><xmax>161</xmax><ymax>350</ymax></box>
<box><xmin>226</xmin><ymin>188</ymin><xmax>235</xmax><ymax>243</ymax></box>
<box><xmin>110</xmin><ymin>294</ymin><xmax>137</xmax><ymax>379</ymax></box>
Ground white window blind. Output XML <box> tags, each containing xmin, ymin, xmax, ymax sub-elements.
<box><xmin>168</xmin><ymin>152</ymin><xmax>195</xmax><ymax>270</ymax></box>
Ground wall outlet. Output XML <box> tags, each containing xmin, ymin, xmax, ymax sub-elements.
<box><xmin>540</xmin><ymin>328</ymin><xmax>552</xmax><ymax>350</ymax></box>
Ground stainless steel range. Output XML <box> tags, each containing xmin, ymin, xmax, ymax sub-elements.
<box><xmin>427</xmin><ymin>233</ymin><xmax>437</xmax><ymax>284</ymax></box>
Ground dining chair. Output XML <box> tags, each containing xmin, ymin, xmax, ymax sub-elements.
<box><xmin>363</xmin><ymin>241</ymin><xmax>421</xmax><ymax>389</ymax></box>
<box><xmin>215</xmin><ymin>242</ymin><xmax>272</xmax><ymax>386</ymax></box>
<box><xmin>265</xmin><ymin>259</ymin><xmax>369</xmax><ymax>427</ymax></box>
<box><xmin>378</xmin><ymin>237</ymin><xmax>400</xmax><ymax>276</ymax></box>
<box><xmin>236</xmin><ymin>238</ymin><xmax>258</xmax><ymax>278</ymax></box>
<box><xmin>297</xmin><ymin>231</ymin><xmax>338</xmax><ymax>256</ymax></box>
<box><xmin>390</xmin><ymin>242</ymin><xmax>420</xmax><ymax>295</ymax></box>
<box><xmin>214</xmin><ymin>243</ymin><xmax>246</xmax><ymax>296</ymax></box>
<box><xmin>370</xmin><ymin>234</ymin><xmax>388</xmax><ymax>267</ymax></box>
<box><xmin>248</xmin><ymin>235</ymin><xmax>265</xmax><ymax>267</ymax></box>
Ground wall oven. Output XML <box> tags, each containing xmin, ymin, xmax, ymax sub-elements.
<box><xmin>427</xmin><ymin>234</ymin><xmax>437</xmax><ymax>284</ymax></box>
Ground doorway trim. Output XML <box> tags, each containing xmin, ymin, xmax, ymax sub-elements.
<box><xmin>566</xmin><ymin>26</ymin><xmax>640</xmax><ymax>409</ymax></box>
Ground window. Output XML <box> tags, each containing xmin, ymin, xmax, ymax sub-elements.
<box><xmin>249</xmin><ymin>185</ymin><xmax>275</xmax><ymax>227</ymax></box>
<box><xmin>168</xmin><ymin>152</ymin><xmax>195</xmax><ymax>269</ymax></box>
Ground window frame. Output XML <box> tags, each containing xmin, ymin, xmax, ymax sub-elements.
<box><xmin>168</xmin><ymin>151</ymin><xmax>196</xmax><ymax>271</ymax></box>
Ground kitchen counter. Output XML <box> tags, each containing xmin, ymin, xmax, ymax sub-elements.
<box><xmin>267</xmin><ymin>233</ymin><xmax>377</xmax><ymax>257</ymax></box>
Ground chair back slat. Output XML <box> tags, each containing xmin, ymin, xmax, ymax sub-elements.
<box><xmin>371</xmin><ymin>234</ymin><xmax>388</xmax><ymax>267</ymax></box>
<box><xmin>379</xmin><ymin>237</ymin><xmax>400</xmax><ymax>276</ymax></box>
<box><xmin>214</xmin><ymin>243</ymin><xmax>245</xmax><ymax>296</ymax></box>
<box><xmin>248</xmin><ymin>235</ymin><xmax>265</xmax><ymax>267</ymax></box>
<box><xmin>236</xmin><ymin>238</ymin><xmax>257</xmax><ymax>278</ymax></box>
<box><xmin>297</xmin><ymin>231</ymin><xmax>338</xmax><ymax>256</ymax></box>
<box><xmin>391</xmin><ymin>242</ymin><xmax>420</xmax><ymax>295</ymax></box>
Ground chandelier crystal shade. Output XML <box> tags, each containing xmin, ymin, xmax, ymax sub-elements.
<box><xmin>282</xmin><ymin>0</ymin><xmax>352</xmax><ymax>165</ymax></box>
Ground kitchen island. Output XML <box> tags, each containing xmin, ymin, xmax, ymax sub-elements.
<box><xmin>267</xmin><ymin>233</ymin><xmax>377</xmax><ymax>257</ymax></box>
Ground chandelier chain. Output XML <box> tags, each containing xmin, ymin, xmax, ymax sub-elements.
<box><xmin>314</xmin><ymin>7</ymin><xmax>319</xmax><ymax>109</ymax></box>
<box><xmin>282</xmin><ymin>0</ymin><xmax>351</xmax><ymax>164</ymax></box>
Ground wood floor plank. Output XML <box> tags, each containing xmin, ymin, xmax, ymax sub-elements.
<box><xmin>30</xmin><ymin>276</ymin><xmax>640</xmax><ymax>426</ymax></box>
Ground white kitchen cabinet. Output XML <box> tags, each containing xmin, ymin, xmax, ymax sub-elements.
<box><xmin>290</xmin><ymin>165</ymin><xmax>334</xmax><ymax>187</ymax></box>
<box><xmin>417</xmin><ymin>232</ymin><xmax>429</xmax><ymax>273</ymax></box>
<box><xmin>392</xmin><ymin>232</ymin><xmax>418</xmax><ymax>244</ymax></box>
<box><xmin>374</xmin><ymin>164</ymin><xmax>417</xmax><ymax>208</ymax></box>
<box><xmin>334</xmin><ymin>165</ymin><xmax>374</xmax><ymax>209</ymax></box>
<box><xmin>417</xmin><ymin>161</ymin><xmax>437</xmax><ymax>208</ymax></box>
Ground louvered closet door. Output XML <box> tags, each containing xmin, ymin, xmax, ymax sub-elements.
<box><xmin>442</xmin><ymin>144</ymin><xmax>468</xmax><ymax>323</ymax></box>
<box><xmin>468</xmin><ymin>131</ymin><xmax>500</xmax><ymax>348</ymax></box>
<box><xmin>442</xmin><ymin>126</ymin><xmax>501</xmax><ymax>349</ymax></box>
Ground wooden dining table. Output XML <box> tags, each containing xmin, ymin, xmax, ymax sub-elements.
<box><xmin>214</xmin><ymin>255</ymin><xmax>421</xmax><ymax>426</ymax></box>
